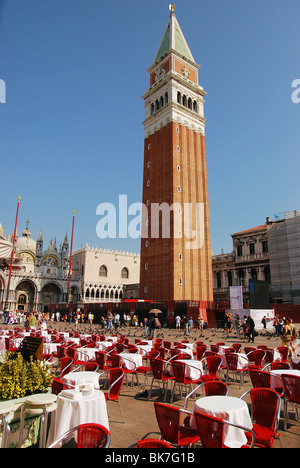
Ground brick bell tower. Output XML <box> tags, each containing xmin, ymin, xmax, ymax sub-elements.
<box><xmin>139</xmin><ymin>6</ymin><xmax>213</xmax><ymax>302</ymax></box>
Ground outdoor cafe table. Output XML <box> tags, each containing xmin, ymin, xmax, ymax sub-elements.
<box><xmin>269</xmin><ymin>369</ymin><xmax>300</xmax><ymax>391</ymax></box>
<box><xmin>62</xmin><ymin>371</ymin><xmax>100</xmax><ymax>389</ymax></box>
<box><xmin>120</xmin><ymin>352</ymin><xmax>143</xmax><ymax>370</ymax></box>
<box><xmin>190</xmin><ymin>395</ymin><xmax>252</xmax><ymax>448</ymax></box>
<box><xmin>50</xmin><ymin>389</ymin><xmax>109</xmax><ymax>447</ymax></box>
<box><xmin>75</xmin><ymin>347</ymin><xmax>97</xmax><ymax>362</ymax></box>
<box><xmin>136</xmin><ymin>343</ymin><xmax>152</xmax><ymax>355</ymax></box>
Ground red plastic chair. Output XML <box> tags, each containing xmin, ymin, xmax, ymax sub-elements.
<box><xmin>276</xmin><ymin>346</ymin><xmax>289</xmax><ymax>363</ymax></box>
<box><xmin>133</xmin><ymin>438</ymin><xmax>173</xmax><ymax>448</ymax></box>
<box><xmin>147</xmin><ymin>358</ymin><xmax>174</xmax><ymax>401</ymax></box>
<box><xmin>281</xmin><ymin>374</ymin><xmax>300</xmax><ymax>430</ymax></box>
<box><xmin>240</xmin><ymin>388</ymin><xmax>282</xmax><ymax>448</ymax></box>
<box><xmin>102</xmin><ymin>367</ymin><xmax>125</xmax><ymax>423</ymax></box>
<box><xmin>184</xmin><ymin>380</ymin><xmax>229</xmax><ymax>410</ymax></box>
<box><xmin>232</xmin><ymin>343</ymin><xmax>242</xmax><ymax>353</ymax></box>
<box><xmin>249</xmin><ymin>369</ymin><xmax>271</xmax><ymax>388</ymax></box>
<box><xmin>94</xmin><ymin>351</ymin><xmax>111</xmax><ymax>371</ymax></box>
<box><xmin>200</xmin><ymin>355</ymin><xmax>222</xmax><ymax>383</ymax></box>
<box><xmin>270</xmin><ymin>362</ymin><xmax>290</xmax><ymax>371</ymax></box>
<box><xmin>247</xmin><ymin>350</ymin><xmax>266</xmax><ymax>371</ymax></box>
<box><xmin>170</xmin><ymin>361</ymin><xmax>202</xmax><ymax>403</ymax></box>
<box><xmin>60</xmin><ymin>357</ymin><xmax>74</xmax><ymax>377</ymax></box>
<box><xmin>48</xmin><ymin>423</ymin><xmax>110</xmax><ymax>448</ymax></box>
<box><xmin>5</xmin><ymin>337</ymin><xmax>19</xmax><ymax>353</ymax></box>
<box><xmin>291</xmin><ymin>359</ymin><xmax>300</xmax><ymax>370</ymax></box>
<box><xmin>225</xmin><ymin>353</ymin><xmax>248</xmax><ymax>389</ymax></box>
<box><xmin>154</xmin><ymin>402</ymin><xmax>199</xmax><ymax>447</ymax></box>
<box><xmin>195</xmin><ymin>345</ymin><xmax>207</xmax><ymax>360</ymax></box>
<box><xmin>193</xmin><ymin>411</ymin><xmax>255</xmax><ymax>448</ymax></box>
<box><xmin>137</xmin><ymin>349</ymin><xmax>160</xmax><ymax>387</ymax></box>
<box><xmin>83</xmin><ymin>362</ymin><xmax>99</xmax><ymax>372</ymax></box>
<box><xmin>51</xmin><ymin>377</ymin><xmax>65</xmax><ymax>395</ymax></box>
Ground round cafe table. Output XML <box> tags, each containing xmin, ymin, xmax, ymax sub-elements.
<box><xmin>190</xmin><ymin>395</ymin><xmax>252</xmax><ymax>448</ymax></box>
<box><xmin>50</xmin><ymin>389</ymin><xmax>109</xmax><ymax>447</ymax></box>
<box><xmin>62</xmin><ymin>371</ymin><xmax>100</xmax><ymax>389</ymax></box>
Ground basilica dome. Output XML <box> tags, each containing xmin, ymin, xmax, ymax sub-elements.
<box><xmin>15</xmin><ymin>226</ymin><xmax>36</xmax><ymax>254</ymax></box>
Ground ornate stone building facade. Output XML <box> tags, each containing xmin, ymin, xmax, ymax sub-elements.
<box><xmin>71</xmin><ymin>245</ymin><xmax>140</xmax><ymax>304</ymax></box>
<box><xmin>213</xmin><ymin>224</ymin><xmax>271</xmax><ymax>303</ymax></box>
<box><xmin>0</xmin><ymin>222</ymin><xmax>81</xmax><ymax>312</ymax></box>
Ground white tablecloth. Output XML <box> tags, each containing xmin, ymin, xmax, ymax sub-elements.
<box><xmin>51</xmin><ymin>389</ymin><xmax>109</xmax><ymax>446</ymax></box>
<box><xmin>62</xmin><ymin>371</ymin><xmax>100</xmax><ymax>389</ymax></box>
<box><xmin>76</xmin><ymin>347</ymin><xmax>97</xmax><ymax>362</ymax></box>
<box><xmin>96</xmin><ymin>341</ymin><xmax>115</xmax><ymax>351</ymax></box>
<box><xmin>43</xmin><ymin>342</ymin><xmax>59</xmax><ymax>354</ymax></box>
<box><xmin>270</xmin><ymin>369</ymin><xmax>300</xmax><ymax>390</ymax></box>
<box><xmin>119</xmin><ymin>352</ymin><xmax>143</xmax><ymax>370</ymax></box>
<box><xmin>190</xmin><ymin>396</ymin><xmax>252</xmax><ymax>448</ymax></box>
<box><xmin>136</xmin><ymin>344</ymin><xmax>152</xmax><ymax>355</ymax></box>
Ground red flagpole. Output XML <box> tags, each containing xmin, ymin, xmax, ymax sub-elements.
<box><xmin>5</xmin><ymin>195</ymin><xmax>21</xmax><ymax>309</ymax></box>
<box><xmin>67</xmin><ymin>210</ymin><xmax>75</xmax><ymax>303</ymax></box>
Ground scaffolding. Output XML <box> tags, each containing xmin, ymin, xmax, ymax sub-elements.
<box><xmin>268</xmin><ymin>210</ymin><xmax>300</xmax><ymax>304</ymax></box>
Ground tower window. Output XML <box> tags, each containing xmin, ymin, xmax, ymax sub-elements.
<box><xmin>177</xmin><ymin>92</ymin><xmax>181</xmax><ymax>104</ymax></box>
<box><xmin>179</xmin><ymin>278</ymin><xmax>183</xmax><ymax>285</ymax></box>
<box><xmin>147</xmin><ymin>180</ymin><xmax>150</xmax><ymax>187</ymax></box>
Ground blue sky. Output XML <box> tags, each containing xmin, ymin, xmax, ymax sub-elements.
<box><xmin>0</xmin><ymin>0</ymin><xmax>299</xmax><ymax>256</ymax></box>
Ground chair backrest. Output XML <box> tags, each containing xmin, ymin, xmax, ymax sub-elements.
<box><xmin>156</xmin><ymin>347</ymin><xmax>166</xmax><ymax>359</ymax></box>
<box><xmin>77</xmin><ymin>423</ymin><xmax>110</xmax><ymax>448</ymax></box>
<box><xmin>276</xmin><ymin>346</ymin><xmax>289</xmax><ymax>361</ymax></box>
<box><xmin>108</xmin><ymin>368</ymin><xmax>124</xmax><ymax>399</ymax></box>
<box><xmin>60</xmin><ymin>357</ymin><xmax>73</xmax><ymax>377</ymax></box>
<box><xmin>206</xmin><ymin>355</ymin><xmax>222</xmax><ymax>376</ymax></box>
<box><xmin>137</xmin><ymin>438</ymin><xmax>173</xmax><ymax>448</ymax></box>
<box><xmin>244</xmin><ymin>346</ymin><xmax>256</xmax><ymax>355</ymax></box>
<box><xmin>250</xmin><ymin>388</ymin><xmax>281</xmax><ymax>429</ymax></box>
<box><xmin>281</xmin><ymin>374</ymin><xmax>300</xmax><ymax>404</ymax></box>
<box><xmin>154</xmin><ymin>402</ymin><xmax>180</xmax><ymax>444</ymax></box>
<box><xmin>95</xmin><ymin>351</ymin><xmax>106</xmax><ymax>369</ymax></box>
<box><xmin>171</xmin><ymin>361</ymin><xmax>186</xmax><ymax>383</ymax></box>
<box><xmin>204</xmin><ymin>381</ymin><xmax>229</xmax><ymax>396</ymax></box>
<box><xmin>232</xmin><ymin>343</ymin><xmax>242</xmax><ymax>353</ymax></box>
<box><xmin>249</xmin><ymin>369</ymin><xmax>271</xmax><ymax>388</ymax></box>
<box><xmin>66</xmin><ymin>347</ymin><xmax>75</xmax><ymax>359</ymax></box>
<box><xmin>253</xmin><ymin>349</ymin><xmax>266</xmax><ymax>366</ymax></box>
<box><xmin>110</xmin><ymin>354</ymin><xmax>122</xmax><ymax>368</ymax></box>
<box><xmin>84</xmin><ymin>362</ymin><xmax>99</xmax><ymax>372</ymax></box>
<box><xmin>264</xmin><ymin>348</ymin><xmax>275</xmax><ymax>364</ymax></box>
<box><xmin>163</xmin><ymin>341</ymin><xmax>172</xmax><ymax>350</ymax></box>
<box><xmin>225</xmin><ymin>353</ymin><xmax>238</xmax><ymax>371</ymax></box>
<box><xmin>291</xmin><ymin>359</ymin><xmax>300</xmax><ymax>370</ymax></box>
<box><xmin>270</xmin><ymin>362</ymin><xmax>290</xmax><ymax>370</ymax></box>
<box><xmin>57</xmin><ymin>345</ymin><xmax>66</xmax><ymax>358</ymax></box>
<box><xmin>150</xmin><ymin>358</ymin><xmax>164</xmax><ymax>378</ymax></box>
<box><xmin>51</xmin><ymin>378</ymin><xmax>65</xmax><ymax>395</ymax></box>
<box><xmin>146</xmin><ymin>350</ymin><xmax>160</xmax><ymax>360</ymax></box>
<box><xmin>211</xmin><ymin>345</ymin><xmax>220</xmax><ymax>353</ymax></box>
<box><xmin>193</xmin><ymin>411</ymin><xmax>224</xmax><ymax>448</ymax></box>
<box><xmin>196</xmin><ymin>346</ymin><xmax>207</xmax><ymax>360</ymax></box>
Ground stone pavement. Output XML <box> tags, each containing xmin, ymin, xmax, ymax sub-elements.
<box><xmin>3</xmin><ymin>321</ymin><xmax>300</xmax><ymax>448</ymax></box>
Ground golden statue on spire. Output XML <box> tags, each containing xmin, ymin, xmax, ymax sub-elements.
<box><xmin>169</xmin><ymin>3</ymin><xmax>175</xmax><ymax>13</ymax></box>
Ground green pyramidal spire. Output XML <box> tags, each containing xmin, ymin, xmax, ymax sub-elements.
<box><xmin>153</xmin><ymin>9</ymin><xmax>195</xmax><ymax>65</ymax></box>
